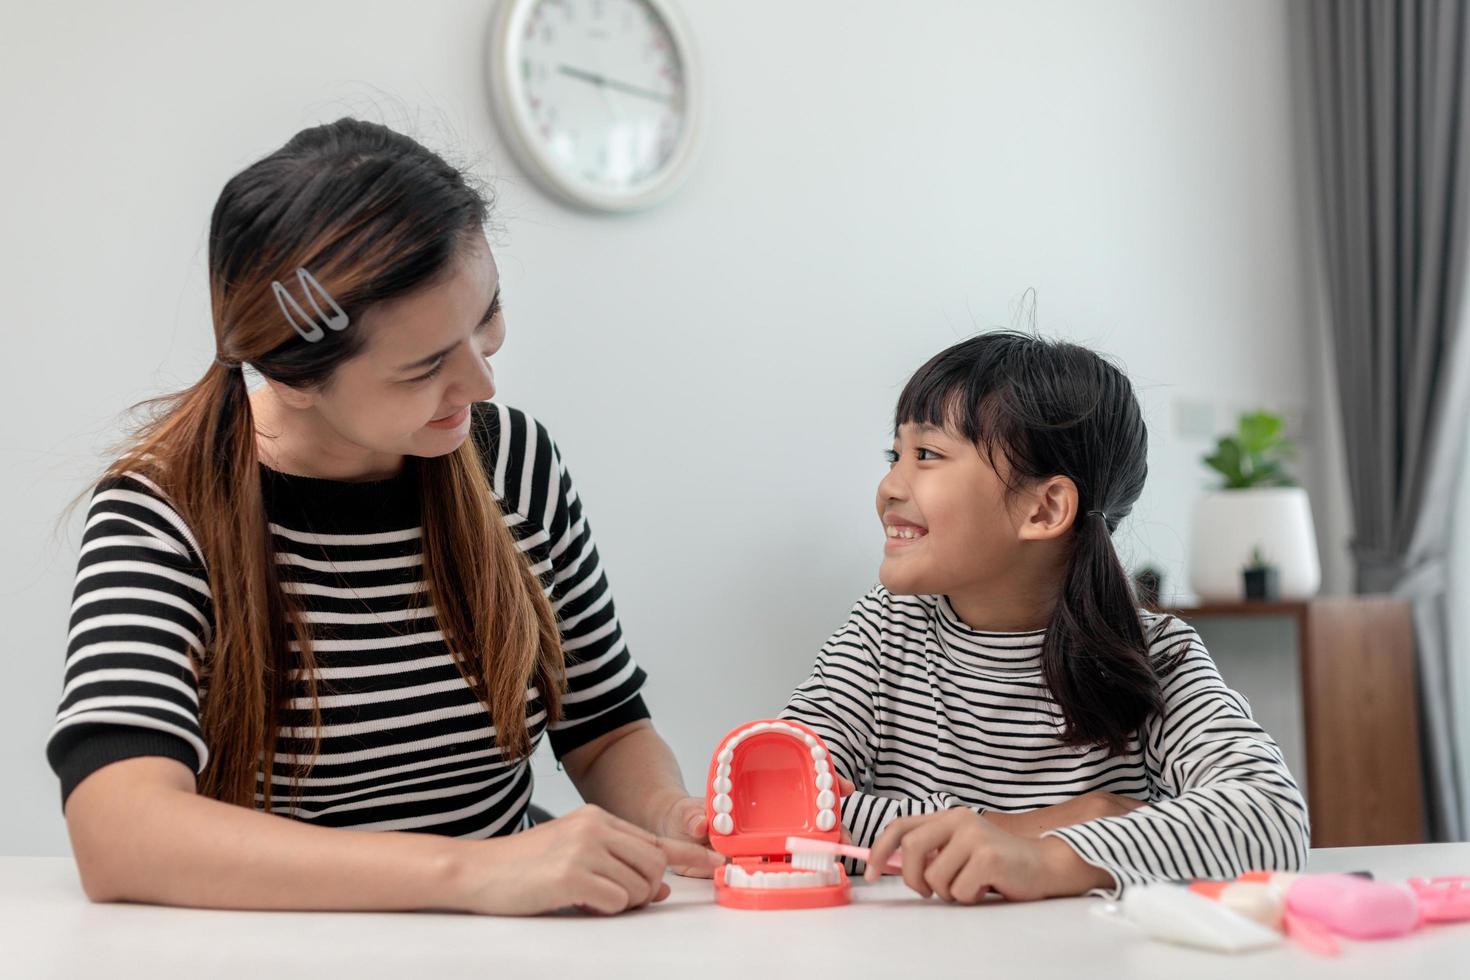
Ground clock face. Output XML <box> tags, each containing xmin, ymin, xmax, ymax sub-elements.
<box><xmin>490</xmin><ymin>0</ymin><xmax>696</xmax><ymax>211</ymax></box>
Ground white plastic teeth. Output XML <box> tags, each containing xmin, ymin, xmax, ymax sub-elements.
<box><xmin>725</xmin><ymin>864</ymin><xmax>842</xmax><ymax>890</ymax></box>
<box><xmin>709</xmin><ymin>722</ymin><xmax>837</xmax><ymax>836</ymax></box>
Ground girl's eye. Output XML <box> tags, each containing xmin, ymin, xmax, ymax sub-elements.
<box><xmin>883</xmin><ymin>449</ymin><xmax>900</xmax><ymax>465</ymax></box>
<box><xmin>917</xmin><ymin>448</ymin><xmax>941</xmax><ymax>461</ymax></box>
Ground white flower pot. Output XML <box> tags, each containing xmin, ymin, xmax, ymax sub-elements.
<box><xmin>1188</xmin><ymin>486</ymin><xmax>1321</xmax><ymax>602</ymax></box>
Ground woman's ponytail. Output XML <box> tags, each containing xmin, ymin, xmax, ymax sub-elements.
<box><xmin>105</xmin><ymin>359</ymin><xmax>319</xmax><ymax>808</ymax></box>
<box><xmin>82</xmin><ymin>119</ymin><xmax>562</xmax><ymax>809</ymax></box>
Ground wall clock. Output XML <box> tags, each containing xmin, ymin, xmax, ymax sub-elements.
<box><xmin>486</xmin><ymin>0</ymin><xmax>700</xmax><ymax>212</ymax></box>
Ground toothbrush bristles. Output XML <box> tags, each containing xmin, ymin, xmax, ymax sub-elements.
<box><xmin>791</xmin><ymin>852</ymin><xmax>838</xmax><ymax>873</ymax></box>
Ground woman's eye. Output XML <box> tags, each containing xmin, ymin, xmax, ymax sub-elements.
<box><xmin>412</xmin><ymin>361</ymin><xmax>446</xmax><ymax>383</ymax></box>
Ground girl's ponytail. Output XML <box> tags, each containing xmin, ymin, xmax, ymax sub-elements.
<box><xmin>1041</xmin><ymin>509</ymin><xmax>1160</xmax><ymax>754</ymax></box>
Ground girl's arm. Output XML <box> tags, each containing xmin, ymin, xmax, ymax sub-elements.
<box><xmin>65</xmin><ymin>755</ymin><xmax>713</xmax><ymax>914</ymax></box>
<box><xmin>863</xmin><ymin>627</ymin><xmax>1307</xmax><ymax>903</ymax></box>
<box><xmin>1043</xmin><ymin>626</ymin><xmax>1311</xmax><ymax>896</ymax></box>
<box><xmin>780</xmin><ymin>589</ymin><xmax>892</xmax><ymax>832</ymax></box>
<box><xmin>864</xmin><ymin>809</ymin><xmax>1116</xmax><ymax>902</ymax></box>
<box><xmin>781</xmin><ymin>589</ymin><xmax>1140</xmax><ymax>850</ymax></box>
<box><xmin>781</xmin><ymin>589</ymin><xmax>1012</xmax><ymax>852</ymax></box>
<box><xmin>833</xmin><ymin>783</ymin><xmax>1144</xmax><ymax>848</ymax></box>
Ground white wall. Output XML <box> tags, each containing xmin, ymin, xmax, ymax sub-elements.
<box><xmin>0</xmin><ymin>0</ymin><xmax>1326</xmax><ymax>854</ymax></box>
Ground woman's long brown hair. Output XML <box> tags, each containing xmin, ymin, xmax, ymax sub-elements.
<box><xmin>100</xmin><ymin>119</ymin><xmax>564</xmax><ymax>807</ymax></box>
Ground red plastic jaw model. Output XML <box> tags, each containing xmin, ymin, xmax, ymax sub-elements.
<box><xmin>706</xmin><ymin>719</ymin><xmax>852</xmax><ymax>910</ymax></box>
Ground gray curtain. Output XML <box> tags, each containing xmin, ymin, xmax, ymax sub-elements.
<box><xmin>1303</xmin><ymin>0</ymin><xmax>1470</xmax><ymax>841</ymax></box>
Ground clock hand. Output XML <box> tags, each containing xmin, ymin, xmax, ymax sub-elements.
<box><xmin>557</xmin><ymin>64</ymin><xmax>673</xmax><ymax>104</ymax></box>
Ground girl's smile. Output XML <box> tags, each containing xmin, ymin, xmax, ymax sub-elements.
<box><xmin>883</xmin><ymin>514</ymin><xmax>929</xmax><ymax>551</ymax></box>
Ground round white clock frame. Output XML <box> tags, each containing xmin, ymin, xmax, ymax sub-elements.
<box><xmin>485</xmin><ymin>0</ymin><xmax>701</xmax><ymax>213</ymax></box>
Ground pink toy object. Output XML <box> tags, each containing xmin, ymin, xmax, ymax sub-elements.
<box><xmin>1283</xmin><ymin>873</ymin><xmax>1421</xmax><ymax>939</ymax></box>
<box><xmin>1408</xmin><ymin>876</ymin><xmax>1470</xmax><ymax>923</ymax></box>
<box><xmin>1180</xmin><ymin>871</ymin><xmax>1470</xmax><ymax>956</ymax></box>
<box><xmin>706</xmin><ymin>719</ymin><xmax>851</xmax><ymax>910</ymax></box>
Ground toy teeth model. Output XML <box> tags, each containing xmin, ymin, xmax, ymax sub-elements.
<box><xmin>706</xmin><ymin>719</ymin><xmax>851</xmax><ymax>910</ymax></box>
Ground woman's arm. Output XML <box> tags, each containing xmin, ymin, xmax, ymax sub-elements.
<box><xmin>68</xmin><ymin>757</ymin><xmax>461</xmax><ymax>909</ymax></box>
<box><xmin>561</xmin><ymin>719</ymin><xmax>716</xmax><ymax>874</ymax></box>
<box><xmin>485</xmin><ymin>412</ymin><xmax>717</xmax><ymax>872</ymax></box>
<box><xmin>66</xmin><ymin>755</ymin><xmax>711</xmax><ymax>914</ymax></box>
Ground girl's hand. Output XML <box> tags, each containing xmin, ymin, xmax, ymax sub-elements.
<box><xmin>982</xmin><ymin>791</ymin><xmax>1145</xmax><ymax>838</ymax></box>
<box><xmin>452</xmin><ymin>804</ymin><xmax>722</xmax><ymax>914</ymax></box>
<box><xmin>863</xmin><ymin>809</ymin><xmax>1113</xmax><ymax>903</ymax></box>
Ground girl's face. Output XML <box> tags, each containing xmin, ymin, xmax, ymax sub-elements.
<box><xmin>877</xmin><ymin>422</ymin><xmax>1027</xmax><ymax>597</ymax></box>
<box><xmin>256</xmin><ymin>234</ymin><xmax>503</xmax><ymax>477</ymax></box>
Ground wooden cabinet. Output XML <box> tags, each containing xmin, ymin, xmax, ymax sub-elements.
<box><xmin>1160</xmin><ymin>598</ymin><xmax>1425</xmax><ymax>847</ymax></box>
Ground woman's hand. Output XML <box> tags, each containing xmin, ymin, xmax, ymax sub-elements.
<box><xmin>651</xmin><ymin>793</ymin><xmax>721</xmax><ymax>878</ymax></box>
<box><xmin>649</xmin><ymin>774</ymin><xmax>861</xmax><ymax>873</ymax></box>
<box><xmin>981</xmin><ymin>791</ymin><xmax>1146</xmax><ymax>838</ymax></box>
<box><xmin>863</xmin><ymin>809</ymin><xmax>1114</xmax><ymax>903</ymax></box>
<box><xmin>837</xmin><ymin>775</ymin><xmax>856</xmax><ymax>843</ymax></box>
<box><xmin>451</xmin><ymin>804</ymin><xmax>721</xmax><ymax>915</ymax></box>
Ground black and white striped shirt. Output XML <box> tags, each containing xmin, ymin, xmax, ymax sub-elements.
<box><xmin>47</xmin><ymin>403</ymin><xmax>647</xmax><ymax>837</ymax></box>
<box><xmin>781</xmin><ymin>586</ymin><xmax>1309</xmax><ymax>895</ymax></box>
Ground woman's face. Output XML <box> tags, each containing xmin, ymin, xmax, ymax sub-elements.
<box><xmin>269</xmin><ymin>233</ymin><xmax>504</xmax><ymax>470</ymax></box>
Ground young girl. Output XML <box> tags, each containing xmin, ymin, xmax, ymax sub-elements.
<box><xmin>782</xmin><ymin>332</ymin><xmax>1309</xmax><ymax>902</ymax></box>
<box><xmin>47</xmin><ymin>118</ymin><xmax>719</xmax><ymax>917</ymax></box>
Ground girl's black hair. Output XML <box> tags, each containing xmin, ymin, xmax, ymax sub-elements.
<box><xmin>895</xmin><ymin>330</ymin><xmax>1168</xmax><ymax>754</ymax></box>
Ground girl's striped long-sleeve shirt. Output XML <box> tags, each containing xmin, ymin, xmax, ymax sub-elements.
<box><xmin>781</xmin><ymin>586</ymin><xmax>1310</xmax><ymax>896</ymax></box>
<box><xmin>47</xmin><ymin>402</ymin><xmax>648</xmax><ymax>837</ymax></box>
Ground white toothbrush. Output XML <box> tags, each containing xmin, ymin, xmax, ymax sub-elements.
<box><xmin>785</xmin><ymin>836</ymin><xmax>906</xmax><ymax>873</ymax></box>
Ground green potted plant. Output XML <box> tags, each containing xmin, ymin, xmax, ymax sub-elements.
<box><xmin>1188</xmin><ymin>411</ymin><xmax>1320</xmax><ymax>602</ymax></box>
<box><xmin>1201</xmin><ymin>411</ymin><xmax>1296</xmax><ymax>489</ymax></box>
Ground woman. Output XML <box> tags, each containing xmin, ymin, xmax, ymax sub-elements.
<box><xmin>48</xmin><ymin>118</ymin><xmax>719</xmax><ymax>916</ymax></box>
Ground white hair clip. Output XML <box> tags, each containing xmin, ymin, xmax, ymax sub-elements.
<box><xmin>272</xmin><ymin>267</ymin><xmax>349</xmax><ymax>343</ymax></box>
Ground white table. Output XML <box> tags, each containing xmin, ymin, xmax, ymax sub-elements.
<box><xmin>3</xmin><ymin>845</ymin><xmax>1468</xmax><ymax>978</ymax></box>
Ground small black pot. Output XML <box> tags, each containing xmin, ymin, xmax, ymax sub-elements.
<box><xmin>1133</xmin><ymin>568</ymin><xmax>1162</xmax><ymax>608</ymax></box>
<box><xmin>1242</xmin><ymin>566</ymin><xmax>1280</xmax><ymax>601</ymax></box>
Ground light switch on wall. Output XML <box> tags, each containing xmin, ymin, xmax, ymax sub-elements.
<box><xmin>1172</xmin><ymin>398</ymin><xmax>1216</xmax><ymax>440</ymax></box>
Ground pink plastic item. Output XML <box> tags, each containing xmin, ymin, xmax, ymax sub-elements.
<box><xmin>1285</xmin><ymin>873</ymin><xmax>1420</xmax><ymax>939</ymax></box>
<box><xmin>1283</xmin><ymin>908</ymin><xmax>1342</xmax><ymax>956</ymax></box>
<box><xmin>1407</xmin><ymin>876</ymin><xmax>1470</xmax><ymax>923</ymax></box>
<box><xmin>706</xmin><ymin>719</ymin><xmax>852</xmax><ymax>910</ymax></box>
